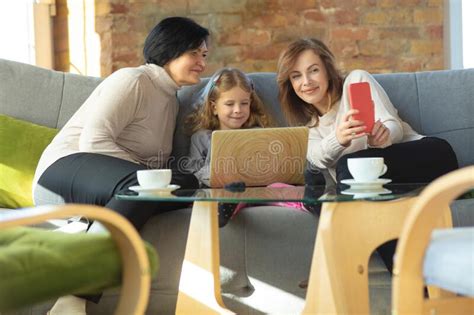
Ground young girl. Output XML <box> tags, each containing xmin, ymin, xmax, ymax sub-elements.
<box><xmin>186</xmin><ymin>68</ymin><xmax>275</xmax><ymax>227</ymax></box>
<box><xmin>276</xmin><ymin>38</ymin><xmax>458</xmax><ymax>272</ymax></box>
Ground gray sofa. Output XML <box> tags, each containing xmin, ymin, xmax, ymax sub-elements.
<box><xmin>1</xmin><ymin>58</ymin><xmax>473</xmax><ymax>315</ymax></box>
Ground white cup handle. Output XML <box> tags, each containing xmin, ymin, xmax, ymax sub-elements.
<box><xmin>380</xmin><ymin>164</ymin><xmax>387</xmax><ymax>176</ymax></box>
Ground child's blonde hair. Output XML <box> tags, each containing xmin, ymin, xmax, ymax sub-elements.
<box><xmin>187</xmin><ymin>68</ymin><xmax>272</xmax><ymax>134</ymax></box>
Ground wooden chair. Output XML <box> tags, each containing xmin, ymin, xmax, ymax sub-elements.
<box><xmin>0</xmin><ymin>204</ymin><xmax>154</xmax><ymax>315</ymax></box>
<box><xmin>392</xmin><ymin>166</ymin><xmax>474</xmax><ymax>314</ymax></box>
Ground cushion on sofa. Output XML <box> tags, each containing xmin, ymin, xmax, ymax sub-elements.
<box><xmin>423</xmin><ymin>227</ymin><xmax>474</xmax><ymax>297</ymax></box>
<box><xmin>0</xmin><ymin>114</ymin><xmax>58</xmax><ymax>208</ymax></box>
<box><xmin>0</xmin><ymin>226</ymin><xmax>159</xmax><ymax>312</ymax></box>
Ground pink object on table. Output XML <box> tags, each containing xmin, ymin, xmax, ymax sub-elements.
<box><xmin>231</xmin><ymin>183</ymin><xmax>309</xmax><ymax>218</ymax></box>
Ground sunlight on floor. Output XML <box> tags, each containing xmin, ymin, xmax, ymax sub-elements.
<box><xmin>179</xmin><ymin>261</ymin><xmax>306</xmax><ymax>314</ymax></box>
<box><xmin>178</xmin><ymin>260</ymin><xmax>232</xmax><ymax>313</ymax></box>
<box><xmin>235</xmin><ymin>273</ymin><xmax>306</xmax><ymax>314</ymax></box>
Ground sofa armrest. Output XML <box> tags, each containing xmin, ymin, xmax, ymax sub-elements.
<box><xmin>0</xmin><ymin>204</ymin><xmax>151</xmax><ymax>315</ymax></box>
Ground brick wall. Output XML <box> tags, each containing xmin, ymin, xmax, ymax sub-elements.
<box><xmin>95</xmin><ymin>0</ymin><xmax>444</xmax><ymax>76</ymax></box>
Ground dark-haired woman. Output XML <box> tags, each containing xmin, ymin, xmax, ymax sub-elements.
<box><xmin>33</xmin><ymin>17</ymin><xmax>209</xmax><ymax>314</ymax></box>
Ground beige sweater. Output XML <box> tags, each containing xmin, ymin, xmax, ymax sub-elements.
<box><xmin>307</xmin><ymin>70</ymin><xmax>423</xmax><ymax>180</ymax></box>
<box><xmin>33</xmin><ymin>63</ymin><xmax>179</xmax><ymax>188</ymax></box>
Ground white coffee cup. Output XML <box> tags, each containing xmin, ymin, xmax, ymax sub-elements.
<box><xmin>347</xmin><ymin>157</ymin><xmax>387</xmax><ymax>182</ymax></box>
<box><xmin>137</xmin><ymin>169</ymin><xmax>172</xmax><ymax>189</ymax></box>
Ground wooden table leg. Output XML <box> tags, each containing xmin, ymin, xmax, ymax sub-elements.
<box><xmin>176</xmin><ymin>201</ymin><xmax>234</xmax><ymax>314</ymax></box>
<box><xmin>302</xmin><ymin>197</ymin><xmax>418</xmax><ymax>315</ymax></box>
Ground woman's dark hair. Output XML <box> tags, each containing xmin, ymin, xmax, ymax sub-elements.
<box><xmin>143</xmin><ymin>17</ymin><xmax>209</xmax><ymax>66</ymax></box>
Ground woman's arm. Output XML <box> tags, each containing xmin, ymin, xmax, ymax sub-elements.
<box><xmin>307</xmin><ymin>126</ymin><xmax>347</xmax><ymax>169</ymax></box>
<box><xmin>343</xmin><ymin>70</ymin><xmax>404</xmax><ymax>146</ymax></box>
<box><xmin>79</xmin><ymin>72</ymin><xmax>144</xmax><ymax>162</ymax></box>
<box><xmin>308</xmin><ymin>69</ymin><xmax>409</xmax><ymax>169</ymax></box>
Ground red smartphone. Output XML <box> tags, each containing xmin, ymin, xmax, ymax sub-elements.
<box><xmin>348</xmin><ymin>82</ymin><xmax>375</xmax><ymax>133</ymax></box>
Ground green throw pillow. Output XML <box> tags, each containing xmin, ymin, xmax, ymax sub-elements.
<box><xmin>0</xmin><ymin>115</ymin><xmax>58</xmax><ymax>208</ymax></box>
<box><xmin>0</xmin><ymin>226</ymin><xmax>159</xmax><ymax>311</ymax></box>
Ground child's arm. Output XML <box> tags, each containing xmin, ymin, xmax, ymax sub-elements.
<box><xmin>187</xmin><ymin>130</ymin><xmax>212</xmax><ymax>187</ymax></box>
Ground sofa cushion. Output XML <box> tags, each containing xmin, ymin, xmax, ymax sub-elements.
<box><xmin>58</xmin><ymin>72</ymin><xmax>102</xmax><ymax>129</ymax></box>
<box><xmin>0</xmin><ymin>59</ymin><xmax>64</xmax><ymax>128</ymax></box>
<box><xmin>374</xmin><ymin>69</ymin><xmax>474</xmax><ymax>168</ymax></box>
<box><xmin>415</xmin><ymin>69</ymin><xmax>474</xmax><ymax>168</ymax></box>
<box><xmin>0</xmin><ymin>226</ymin><xmax>159</xmax><ymax>312</ymax></box>
<box><xmin>0</xmin><ymin>114</ymin><xmax>58</xmax><ymax>208</ymax></box>
<box><xmin>423</xmin><ymin>227</ymin><xmax>474</xmax><ymax>297</ymax></box>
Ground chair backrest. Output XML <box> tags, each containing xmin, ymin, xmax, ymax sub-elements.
<box><xmin>0</xmin><ymin>58</ymin><xmax>102</xmax><ymax>129</ymax></box>
<box><xmin>0</xmin><ymin>204</ymin><xmax>157</xmax><ymax>314</ymax></box>
<box><xmin>392</xmin><ymin>166</ymin><xmax>474</xmax><ymax>314</ymax></box>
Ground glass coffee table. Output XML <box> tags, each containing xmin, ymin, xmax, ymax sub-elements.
<box><xmin>116</xmin><ymin>183</ymin><xmax>451</xmax><ymax>314</ymax></box>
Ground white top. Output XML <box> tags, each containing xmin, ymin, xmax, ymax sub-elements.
<box><xmin>33</xmin><ymin>63</ymin><xmax>180</xmax><ymax>189</ymax></box>
<box><xmin>306</xmin><ymin>69</ymin><xmax>423</xmax><ymax>180</ymax></box>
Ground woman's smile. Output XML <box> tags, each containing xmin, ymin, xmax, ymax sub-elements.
<box><xmin>302</xmin><ymin>86</ymin><xmax>319</xmax><ymax>94</ymax></box>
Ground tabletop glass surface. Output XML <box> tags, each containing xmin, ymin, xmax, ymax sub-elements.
<box><xmin>116</xmin><ymin>182</ymin><xmax>433</xmax><ymax>204</ymax></box>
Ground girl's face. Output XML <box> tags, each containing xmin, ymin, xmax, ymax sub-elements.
<box><xmin>165</xmin><ymin>41</ymin><xmax>208</xmax><ymax>86</ymax></box>
<box><xmin>212</xmin><ymin>86</ymin><xmax>251</xmax><ymax>130</ymax></box>
<box><xmin>289</xmin><ymin>49</ymin><xmax>330</xmax><ymax>113</ymax></box>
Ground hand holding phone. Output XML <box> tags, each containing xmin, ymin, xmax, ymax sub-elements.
<box><xmin>348</xmin><ymin>82</ymin><xmax>375</xmax><ymax>133</ymax></box>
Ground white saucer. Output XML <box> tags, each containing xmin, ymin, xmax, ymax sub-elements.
<box><xmin>340</xmin><ymin>178</ymin><xmax>391</xmax><ymax>189</ymax></box>
<box><xmin>129</xmin><ymin>184</ymin><xmax>180</xmax><ymax>195</ymax></box>
<box><xmin>342</xmin><ymin>188</ymin><xmax>392</xmax><ymax>199</ymax></box>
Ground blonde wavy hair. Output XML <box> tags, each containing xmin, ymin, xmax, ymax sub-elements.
<box><xmin>186</xmin><ymin>68</ymin><xmax>272</xmax><ymax>133</ymax></box>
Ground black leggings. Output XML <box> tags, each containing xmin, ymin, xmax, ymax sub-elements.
<box><xmin>37</xmin><ymin>153</ymin><xmax>198</xmax><ymax>303</ymax></box>
<box><xmin>37</xmin><ymin>152</ymin><xmax>199</xmax><ymax>230</ymax></box>
<box><xmin>335</xmin><ymin>137</ymin><xmax>458</xmax><ymax>272</ymax></box>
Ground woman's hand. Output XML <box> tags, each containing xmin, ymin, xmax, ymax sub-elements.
<box><xmin>368</xmin><ymin>120</ymin><xmax>390</xmax><ymax>147</ymax></box>
<box><xmin>336</xmin><ymin>109</ymin><xmax>367</xmax><ymax>147</ymax></box>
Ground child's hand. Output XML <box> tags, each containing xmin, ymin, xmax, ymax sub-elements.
<box><xmin>368</xmin><ymin>120</ymin><xmax>390</xmax><ymax>147</ymax></box>
<box><xmin>336</xmin><ymin>109</ymin><xmax>367</xmax><ymax>146</ymax></box>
